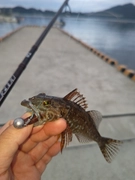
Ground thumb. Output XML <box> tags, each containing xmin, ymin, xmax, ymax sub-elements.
<box><xmin>0</xmin><ymin>114</ymin><xmax>33</xmax><ymax>173</ymax></box>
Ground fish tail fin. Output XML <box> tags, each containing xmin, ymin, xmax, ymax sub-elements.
<box><xmin>98</xmin><ymin>137</ymin><xmax>122</xmax><ymax>163</ymax></box>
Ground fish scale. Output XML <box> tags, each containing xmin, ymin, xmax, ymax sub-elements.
<box><xmin>21</xmin><ymin>88</ymin><xmax>122</xmax><ymax>163</ymax></box>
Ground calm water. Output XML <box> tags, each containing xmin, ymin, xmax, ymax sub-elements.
<box><xmin>0</xmin><ymin>16</ymin><xmax>135</xmax><ymax>70</ymax></box>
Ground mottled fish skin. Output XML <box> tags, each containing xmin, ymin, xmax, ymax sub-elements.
<box><xmin>21</xmin><ymin>89</ymin><xmax>122</xmax><ymax>163</ymax></box>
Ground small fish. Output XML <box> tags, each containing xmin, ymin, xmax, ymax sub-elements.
<box><xmin>21</xmin><ymin>88</ymin><xmax>122</xmax><ymax>163</ymax></box>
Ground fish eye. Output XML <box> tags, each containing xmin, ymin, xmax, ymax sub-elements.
<box><xmin>43</xmin><ymin>101</ymin><xmax>50</xmax><ymax>105</ymax></box>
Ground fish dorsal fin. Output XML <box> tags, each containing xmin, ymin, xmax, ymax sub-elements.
<box><xmin>87</xmin><ymin>110</ymin><xmax>102</xmax><ymax>129</ymax></box>
<box><xmin>63</xmin><ymin>88</ymin><xmax>88</xmax><ymax>110</ymax></box>
<box><xmin>63</xmin><ymin>88</ymin><xmax>78</xmax><ymax>100</ymax></box>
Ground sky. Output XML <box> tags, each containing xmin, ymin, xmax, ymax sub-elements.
<box><xmin>0</xmin><ymin>0</ymin><xmax>135</xmax><ymax>12</ymax></box>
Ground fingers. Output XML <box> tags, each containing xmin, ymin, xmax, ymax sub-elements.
<box><xmin>36</xmin><ymin>141</ymin><xmax>62</xmax><ymax>174</ymax></box>
<box><xmin>28</xmin><ymin>135</ymin><xmax>59</xmax><ymax>164</ymax></box>
<box><xmin>29</xmin><ymin>120</ymin><xmax>66</xmax><ymax>174</ymax></box>
<box><xmin>21</xmin><ymin>118</ymin><xmax>67</xmax><ymax>153</ymax></box>
<box><xmin>0</xmin><ymin>120</ymin><xmax>13</xmax><ymax>134</ymax></box>
<box><xmin>0</xmin><ymin>113</ymin><xmax>67</xmax><ymax>175</ymax></box>
<box><xmin>0</xmin><ymin>112</ymin><xmax>32</xmax><ymax>134</ymax></box>
<box><xmin>31</xmin><ymin>119</ymin><xmax>67</xmax><ymax>142</ymax></box>
<box><xmin>0</xmin><ymin>113</ymin><xmax>33</xmax><ymax>174</ymax></box>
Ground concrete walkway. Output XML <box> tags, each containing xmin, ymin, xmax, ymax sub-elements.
<box><xmin>44</xmin><ymin>139</ymin><xmax>135</xmax><ymax>180</ymax></box>
<box><xmin>0</xmin><ymin>26</ymin><xmax>135</xmax><ymax>179</ymax></box>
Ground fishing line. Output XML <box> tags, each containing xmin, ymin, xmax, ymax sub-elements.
<box><xmin>102</xmin><ymin>113</ymin><xmax>135</xmax><ymax>118</ymax></box>
<box><xmin>0</xmin><ymin>113</ymin><xmax>135</xmax><ymax>127</ymax></box>
<box><xmin>0</xmin><ymin>2</ymin><xmax>134</xmax><ymax>125</ymax></box>
<box><xmin>64</xmin><ymin>137</ymin><xmax>135</xmax><ymax>150</ymax></box>
<box><xmin>59</xmin><ymin>0</ymin><xmax>86</xmax><ymax>61</ymax></box>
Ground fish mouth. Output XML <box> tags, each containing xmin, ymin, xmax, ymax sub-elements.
<box><xmin>23</xmin><ymin>114</ymin><xmax>38</xmax><ymax>125</ymax></box>
<box><xmin>21</xmin><ymin>99</ymin><xmax>40</xmax><ymax>126</ymax></box>
<box><xmin>21</xmin><ymin>100</ymin><xmax>36</xmax><ymax>114</ymax></box>
<box><xmin>21</xmin><ymin>99</ymin><xmax>31</xmax><ymax>108</ymax></box>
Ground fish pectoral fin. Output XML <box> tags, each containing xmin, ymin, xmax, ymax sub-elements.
<box><xmin>87</xmin><ymin>110</ymin><xmax>102</xmax><ymax>129</ymax></box>
<box><xmin>63</xmin><ymin>89</ymin><xmax>88</xmax><ymax>110</ymax></box>
<box><xmin>60</xmin><ymin>125</ymin><xmax>72</xmax><ymax>152</ymax></box>
<box><xmin>75</xmin><ymin>133</ymin><xmax>93</xmax><ymax>143</ymax></box>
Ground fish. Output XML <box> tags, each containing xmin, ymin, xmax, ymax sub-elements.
<box><xmin>21</xmin><ymin>88</ymin><xmax>122</xmax><ymax>163</ymax></box>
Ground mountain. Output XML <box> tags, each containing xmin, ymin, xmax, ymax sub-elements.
<box><xmin>0</xmin><ymin>6</ymin><xmax>55</xmax><ymax>16</ymax></box>
<box><xmin>13</xmin><ymin>6</ymin><xmax>43</xmax><ymax>14</ymax></box>
<box><xmin>89</xmin><ymin>3</ymin><xmax>135</xmax><ymax>19</ymax></box>
<box><xmin>0</xmin><ymin>3</ymin><xmax>135</xmax><ymax>19</ymax></box>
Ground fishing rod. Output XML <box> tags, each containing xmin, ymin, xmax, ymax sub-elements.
<box><xmin>0</xmin><ymin>0</ymin><xmax>69</xmax><ymax>107</ymax></box>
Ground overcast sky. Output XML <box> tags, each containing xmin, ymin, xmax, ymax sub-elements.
<box><xmin>0</xmin><ymin>0</ymin><xmax>135</xmax><ymax>12</ymax></box>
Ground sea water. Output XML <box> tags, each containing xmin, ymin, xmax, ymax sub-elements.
<box><xmin>0</xmin><ymin>15</ymin><xmax>135</xmax><ymax>70</ymax></box>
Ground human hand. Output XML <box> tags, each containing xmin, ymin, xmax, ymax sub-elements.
<box><xmin>0</xmin><ymin>113</ymin><xmax>67</xmax><ymax>180</ymax></box>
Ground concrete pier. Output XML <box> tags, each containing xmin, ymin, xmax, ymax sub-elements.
<box><xmin>0</xmin><ymin>26</ymin><xmax>135</xmax><ymax>180</ymax></box>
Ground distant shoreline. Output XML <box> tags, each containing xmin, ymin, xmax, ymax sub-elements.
<box><xmin>11</xmin><ymin>14</ymin><xmax>135</xmax><ymax>24</ymax></box>
<box><xmin>1</xmin><ymin>3</ymin><xmax>135</xmax><ymax>20</ymax></box>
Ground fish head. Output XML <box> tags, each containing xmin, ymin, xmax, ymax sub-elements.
<box><xmin>21</xmin><ymin>93</ymin><xmax>52</xmax><ymax>110</ymax></box>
